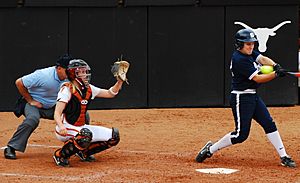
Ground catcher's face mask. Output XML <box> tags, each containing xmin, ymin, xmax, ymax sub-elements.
<box><xmin>75</xmin><ymin>66</ymin><xmax>91</xmax><ymax>88</ymax></box>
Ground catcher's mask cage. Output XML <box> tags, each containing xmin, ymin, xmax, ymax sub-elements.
<box><xmin>67</xmin><ymin>59</ymin><xmax>91</xmax><ymax>89</ymax></box>
<box><xmin>234</xmin><ymin>28</ymin><xmax>258</xmax><ymax>50</ymax></box>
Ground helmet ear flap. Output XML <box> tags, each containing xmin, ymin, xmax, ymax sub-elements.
<box><xmin>66</xmin><ymin>67</ymin><xmax>76</xmax><ymax>81</ymax></box>
<box><xmin>235</xmin><ymin>41</ymin><xmax>244</xmax><ymax>50</ymax></box>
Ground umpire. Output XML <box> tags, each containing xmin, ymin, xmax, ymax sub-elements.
<box><xmin>4</xmin><ymin>54</ymin><xmax>72</xmax><ymax>159</ymax></box>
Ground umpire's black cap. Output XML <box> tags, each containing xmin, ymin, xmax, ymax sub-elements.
<box><xmin>56</xmin><ymin>54</ymin><xmax>73</xmax><ymax>68</ymax></box>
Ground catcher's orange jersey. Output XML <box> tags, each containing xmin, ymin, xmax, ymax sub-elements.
<box><xmin>62</xmin><ymin>83</ymin><xmax>92</xmax><ymax>126</ymax></box>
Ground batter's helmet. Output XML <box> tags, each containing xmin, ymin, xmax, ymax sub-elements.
<box><xmin>234</xmin><ymin>29</ymin><xmax>257</xmax><ymax>49</ymax></box>
<box><xmin>67</xmin><ymin>59</ymin><xmax>91</xmax><ymax>89</ymax></box>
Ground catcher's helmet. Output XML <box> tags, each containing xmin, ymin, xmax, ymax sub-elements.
<box><xmin>234</xmin><ymin>29</ymin><xmax>257</xmax><ymax>49</ymax></box>
<box><xmin>67</xmin><ymin>59</ymin><xmax>91</xmax><ymax>88</ymax></box>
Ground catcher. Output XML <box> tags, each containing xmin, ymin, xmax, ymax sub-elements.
<box><xmin>53</xmin><ymin>58</ymin><xmax>129</xmax><ymax>167</ymax></box>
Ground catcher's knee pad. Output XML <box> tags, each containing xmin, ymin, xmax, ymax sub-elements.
<box><xmin>108</xmin><ymin>127</ymin><xmax>120</xmax><ymax>146</ymax></box>
<box><xmin>74</xmin><ymin>128</ymin><xmax>93</xmax><ymax>150</ymax></box>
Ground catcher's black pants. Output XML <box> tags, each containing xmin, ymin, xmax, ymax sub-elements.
<box><xmin>229</xmin><ymin>93</ymin><xmax>277</xmax><ymax>144</ymax></box>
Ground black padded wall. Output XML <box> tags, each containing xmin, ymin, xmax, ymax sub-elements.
<box><xmin>201</xmin><ymin>0</ymin><xmax>299</xmax><ymax>6</ymax></box>
<box><xmin>0</xmin><ymin>8</ymin><xmax>68</xmax><ymax>111</ymax></box>
<box><xmin>224</xmin><ymin>6</ymin><xmax>298</xmax><ymax>106</ymax></box>
<box><xmin>148</xmin><ymin>6</ymin><xmax>224</xmax><ymax>107</ymax></box>
<box><xmin>0</xmin><ymin>1</ymin><xmax>298</xmax><ymax>111</ymax></box>
<box><xmin>24</xmin><ymin>0</ymin><xmax>118</xmax><ymax>7</ymax></box>
<box><xmin>125</xmin><ymin>0</ymin><xmax>196</xmax><ymax>6</ymax></box>
<box><xmin>69</xmin><ymin>7</ymin><xmax>148</xmax><ymax>109</ymax></box>
<box><xmin>0</xmin><ymin>0</ymin><xmax>17</xmax><ymax>7</ymax></box>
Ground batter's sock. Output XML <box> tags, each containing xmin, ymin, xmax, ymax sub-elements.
<box><xmin>210</xmin><ymin>133</ymin><xmax>232</xmax><ymax>154</ymax></box>
<box><xmin>266</xmin><ymin>131</ymin><xmax>288</xmax><ymax>157</ymax></box>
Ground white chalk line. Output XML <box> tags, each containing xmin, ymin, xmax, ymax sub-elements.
<box><xmin>0</xmin><ymin>143</ymin><xmax>193</xmax><ymax>180</ymax></box>
<box><xmin>1</xmin><ymin>144</ymin><xmax>193</xmax><ymax>157</ymax></box>
<box><xmin>0</xmin><ymin>172</ymin><xmax>105</xmax><ymax>181</ymax></box>
<box><xmin>0</xmin><ymin>144</ymin><xmax>60</xmax><ymax>150</ymax></box>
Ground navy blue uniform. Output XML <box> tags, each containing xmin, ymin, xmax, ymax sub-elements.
<box><xmin>229</xmin><ymin>50</ymin><xmax>277</xmax><ymax>144</ymax></box>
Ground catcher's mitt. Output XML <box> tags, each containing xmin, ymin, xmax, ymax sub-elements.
<box><xmin>111</xmin><ymin>60</ymin><xmax>130</xmax><ymax>84</ymax></box>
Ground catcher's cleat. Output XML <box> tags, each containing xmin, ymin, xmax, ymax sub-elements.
<box><xmin>280</xmin><ymin>156</ymin><xmax>296</xmax><ymax>168</ymax></box>
<box><xmin>76</xmin><ymin>151</ymin><xmax>96</xmax><ymax>162</ymax></box>
<box><xmin>53</xmin><ymin>154</ymin><xmax>69</xmax><ymax>167</ymax></box>
<box><xmin>195</xmin><ymin>141</ymin><xmax>213</xmax><ymax>163</ymax></box>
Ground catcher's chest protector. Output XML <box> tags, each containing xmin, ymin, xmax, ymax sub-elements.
<box><xmin>63</xmin><ymin>83</ymin><xmax>92</xmax><ymax>126</ymax></box>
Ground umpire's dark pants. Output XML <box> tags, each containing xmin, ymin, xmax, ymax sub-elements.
<box><xmin>7</xmin><ymin>104</ymin><xmax>54</xmax><ymax>152</ymax></box>
<box><xmin>7</xmin><ymin>103</ymin><xmax>90</xmax><ymax>152</ymax></box>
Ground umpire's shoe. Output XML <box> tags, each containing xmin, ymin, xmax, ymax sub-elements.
<box><xmin>76</xmin><ymin>151</ymin><xmax>96</xmax><ymax>162</ymax></box>
<box><xmin>195</xmin><ymin>141</ymin><xmax>213</xmax><ymax>163</ymax></box>
<box><xmin>4</xmin><ymin>146</ymin><xmax>16</xmax><ymax>159</ymax></box>
<box><xmin>280</xmin><ymin>156</ymin><xmax>296</xmax><ymax>168</ymax></box>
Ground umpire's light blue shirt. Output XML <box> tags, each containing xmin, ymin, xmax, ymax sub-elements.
<box><xmin>22</xmin><ymin>66</ymin><xmax>67</xmax><ymax>109</ymax></box>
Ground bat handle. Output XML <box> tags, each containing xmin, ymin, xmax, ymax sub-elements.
<box><xmin>286</xmin><ymin>71</ymin><xmax>300</xmax><ymax>77</ymax></box>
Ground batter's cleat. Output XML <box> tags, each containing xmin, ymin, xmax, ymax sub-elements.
<box><xmin>53</xmin><ymin>154</ymin><xmax>69</xmax><ymax>167</ymax></box>
<box><xmin>195</xmin><ymin>141</ymin><xmax>213</xmax><ymax>163</ymax></box>
<box><xmin>76</xmin><ymin>151</ymin><xmax>96</xmax><ymax>162</ymax></box>
<box><xmin>280</xmin><ymin>156</ymin><xmax>296</xmax><ymax>168</ymax></box>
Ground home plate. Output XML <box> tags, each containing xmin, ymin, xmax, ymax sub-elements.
<box><xmin>195</xmin><ymin>168</ymin><xmax>239</xmax><ymax>174</ymax></box>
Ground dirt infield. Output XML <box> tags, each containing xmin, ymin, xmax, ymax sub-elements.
<box><xmin>0</xmin><ymin>107</ymin><xmax>299</xmax><ymax>182</ymax></box>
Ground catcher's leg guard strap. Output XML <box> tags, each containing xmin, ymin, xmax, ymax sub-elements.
<box><xmin>84</xmin><ymin>127</ymin><xmax>120</xmax><ymax>156</ymax></box>
<box><xmin>58</xmin><ymin>138</ymin><xmax>79</xmax><ymax>159</ymax></box>
<box><xmin>85</xmin><ymin>141</ymin><xmax>110</xmax><ymax>156</ymax></box>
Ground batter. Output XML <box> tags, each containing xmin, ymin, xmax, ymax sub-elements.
<box><xmin>195</xmin><ymin>28</ymin><xmax>296</xmax><ymax>168</ymax></box>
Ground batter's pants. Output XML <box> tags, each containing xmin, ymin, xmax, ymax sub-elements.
<box><xmin>229</xmin><ymin>93</ymin><xmax>277</xmax><ymax>144</ymax></box>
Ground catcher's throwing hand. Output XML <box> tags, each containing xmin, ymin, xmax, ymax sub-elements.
<box><xmin>58</xmin><ymin>124</ymin><xmax>68</xmax><ymax>136</ymax></box>
<box><xmin>111</xmin><ymin>60</ymin><xmax>130</xmax><ymax>84</ymax></box>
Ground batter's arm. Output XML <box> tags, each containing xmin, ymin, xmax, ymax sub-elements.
<box><xmin>252</xmin><ymin>72</ymin><xmax>276</xmax><ymax>83</ymax></box>
<box><xmin>257</xmin><ymin>55</ymin><xmax>276</xmax><ymax>66</ymax></box>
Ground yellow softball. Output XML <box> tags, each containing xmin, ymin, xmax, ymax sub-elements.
<box><xmin>260</xmin><ymin>65</ymin><xmax>274</xmax><ymax>74</ymax></box>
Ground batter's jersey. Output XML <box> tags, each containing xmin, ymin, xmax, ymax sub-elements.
<box><xmin>230</xmin><ymin>50</ymin><xmax>262</xmax><ymax>91</ymax></box>
<box><xmin>22</xmin><ymin>66</ymin><xmax>68</xmax><ymax>109</ymax></box>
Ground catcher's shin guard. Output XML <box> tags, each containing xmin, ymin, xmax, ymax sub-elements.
<box><xmin>57</xmin><ymin>128</ymin><xmax>93</xmax><ymax>159</ymax></box>
<box><xmin>84</xmin><ymin>127</ymin><xmax>120</xmax><ymax>156</ymax></box>
<box><xmin>54</xmin><ymin>139</ymin><xmax>78</xmax><ymax>161</ymax></box>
